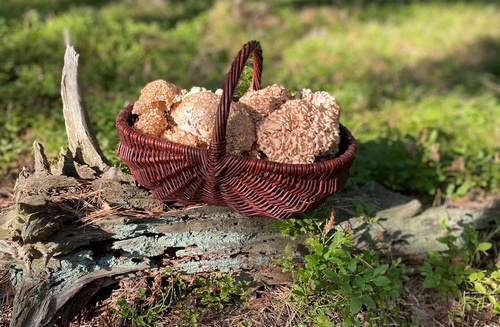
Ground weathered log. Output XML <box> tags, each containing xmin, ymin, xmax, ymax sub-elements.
<box><xmin>2</xmin><ymin>157</ymin><xmax>307</xmax><ymax>326</ymax></box>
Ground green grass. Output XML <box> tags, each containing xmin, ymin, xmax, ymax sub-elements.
<box><xmin>1</xmin><ymin>0</ymin><xmax>499</xmax><ymax>196</ymax></box>
<box><xmin>1</xmin><ymin>2</ymin><xmax>498</xmax><ymax>325</ymax></box>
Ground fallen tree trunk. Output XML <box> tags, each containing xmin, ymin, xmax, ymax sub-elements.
<box><xmin>1</xmin><ymin>45</ymin><xmax>498</xmax><ymax>327</ymax></box>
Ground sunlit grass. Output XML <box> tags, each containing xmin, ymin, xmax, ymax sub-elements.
<box><xmin>0</xmin><ymin>0</ymin><xmax>499</xmax><ymax>194</ymax></box>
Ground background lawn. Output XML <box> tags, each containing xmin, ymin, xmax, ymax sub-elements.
<box><xmin>0</xmin><ymin>0</ymin><xmax>499</xmax><ymax>200</ymax></box>
<box><xmin>0</xmin><ymin>1</ymin><xmax>499</xmax><ymax>326</ymax></box>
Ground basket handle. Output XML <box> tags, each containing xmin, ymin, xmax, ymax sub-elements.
<box><xmin>209</xmin><ymin>40</ymin><xmax>263</xmax><ymax>155</ymax></box>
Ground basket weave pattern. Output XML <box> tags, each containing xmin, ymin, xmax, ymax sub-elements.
<box><xmin>116</xmin><ymin>40</ymin><xmax>356</xmax><ymax>219</ymax></box>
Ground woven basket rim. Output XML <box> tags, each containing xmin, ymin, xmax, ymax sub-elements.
<box><xmin>116</xmin><ymin>102</ymin><xmax>357</xmax><ymax>172</ymax></box>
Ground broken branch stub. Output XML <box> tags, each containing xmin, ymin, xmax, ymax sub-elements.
<box><xmin>61</xmin><ymin>45</ymin><xmax>110</xmax><ymax>172</ymax></box>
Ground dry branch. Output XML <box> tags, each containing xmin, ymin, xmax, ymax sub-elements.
<box><xmin>61</xmin><ymin>45</ymin><xmax>110</xmax><ymax>172</ymax></box>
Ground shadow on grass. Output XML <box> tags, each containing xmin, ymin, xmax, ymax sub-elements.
<box><xmin>0</xmin><ymin>0</ymin><xmax>115</xmax><ymax>20</ymax></box>
<box><xmin>0</xmin><ymin>0</ymin><xmax>215</xmax><ymax>30</ymax></box>
<box><xmin>355</xmin><ymin>35</ymin><xmax>500</xmax><ymax>111</ymax></box>
<box><xmin>350</xmin><ymin>137</ymin><xmax>442</xmax><ymax>199</ymax></box>
<box><xmin>397</xmin><ymin>36</ymin><xmax>500</xmax><ymax>96</ymax></box>
<box><xmin>348</xmin><ymin>34</ymin><xmax>500</xmax><ymax>197</ymax></box>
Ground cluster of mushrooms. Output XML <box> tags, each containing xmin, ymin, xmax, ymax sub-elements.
<box><xmin>131</xmin><ymin>80</ymin><xmax>342</xmax><ymax>164</ymax></box>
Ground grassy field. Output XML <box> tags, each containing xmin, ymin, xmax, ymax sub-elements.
<box><xmin>1</xmin><ymin>0</ymin><xmax>499</xmax><ymax>198</ymax></box>
<box><xmin>0</xmin><ymin>1</ymin><xmax>499</xmax><ymax>326</ymax></box>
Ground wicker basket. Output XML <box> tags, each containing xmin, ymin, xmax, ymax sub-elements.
<box><xmin>116</xmin><ymin>40</ymin><xmax>356</xmax><ymax>219</ymax></box>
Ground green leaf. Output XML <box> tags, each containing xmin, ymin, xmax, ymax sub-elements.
<box><xmin>305</xmin><ymin>255</ymin><xmax>318</xmax><ymax>267</ymax></box>
<box><xmin>442</xmin><ymin>279</ymin><xmax>458</xmax><ymax>288</ymax></box>
<box><xmin>494</xmin><ymin>303</ymin><xmax>500</xmax><ymax>315</ymax></box>
<box><xmin>488</xmin><ymin>295</ymin><xmax>497</xmax><ymax>304</ymax></box>
<box><xmin>374</xmin><ymin>264</ymin><xmax>389</xmax><ymax>276</ymax></box>
<box><xmin>293</xmin><ymin>284</ymin><xmax>306</xmax><ymax>294</ymax></box>
<box><xmin>342</xmin><ymin>317</ymin><xmax>353</xmax><ymax>327</ymax></box>
<box><xmin>468</xmin><ymin>271</ymin><xmax>485</xmax><ymax>281</ymax></box>
<box><xmin>423</xmin><ymin>276</ymin><xmax>439</xmax><ymax>289</ymax></box>
<box><xmin>445</xmin><ymin>183</ymin><xmax>456</xmax><ymax>195</ymax></box>
<box><xmin>292</xmin><ymin>289</ymin><xmax>305</xmax><ymax>297</ymax></box>
<box><xmin>355</xmin><ymin>202</ymin><xmax>364</xmax><ymax>216</ymax></box>
<box><xmin>350</xmin><ymin>297</ymin><xmax>363</xmax><ymax>314</ymax></box>
<box><xmin>315</xmin><ymin>242</ymin><xmax>325</xmax><ymax>255</ymax></box>
<box><xmin>341</xmin><ymin>282</ymin><xmax>352</xmax><ymax>293</ymax></box>
<box><xmin>354</xmin><ymin>275</ymin><xmax>366</xmax><ymax>289</ymax></box>
<box><xmin>456</xmin><ymin>181</ymin><xmax>472</xmax><ymax>196</ymax></box>
<box><xmin>317</xmin><ymin>316</ymin><xmax>335</xmax><ymax>327</ymax></box>
<box><xmin>373</xmin><ymin>276</ymin><xmax>391</xmax><ymax>287</ymax></box>
<box><xmin>331</xmin><ymin>231</ymin><xmax>344</xmax><ymax>248</ymax></box>
<box><xmin>348</xmin><ymin>258</ymin><xmax>358</xmax><ymax>273</ymax></box>
<box><xmin>477</xmin><ymin>242</ymin><xmax>492</xmax><ymax>252</ymax></box>
<box><xmin>474</xmin><ymin>282</ymin><xmax>487</xmax><ymax>294</ymax></box>
<box><xmin>361</xmin><ymin>295</ymin><xmax>377</xmax><ymax>310</ymax></box>
<box><xmin>323</xmin><ymin>268</ymin><xmax>341</xmax><ymax>284</ymax></box>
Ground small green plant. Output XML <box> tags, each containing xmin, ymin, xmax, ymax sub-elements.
<box><xmin>465</xmin><ymin>268</ymin><xmax>500</xmax><ymax>315</ymax></box>
<box><xmin>277</xmin><ymin>209</ymin><xmax>413</xmax><ymax>326</ymax></box>
<box><xmin>113</xmin><ymin>269</ymin><xmax>252</xmax><ymax>327</ymax></box>
<box><xmin>193</xmin><ymin>274</ymin><xmax>252</xmax><ymax>310</ymax></box>
<box><xmin>116</xmin><ymin>286</ymin><xmax>168</xmax><ymax>327</ymax></box>
<box><xmin>346</xmin><ymin>194</ymin><xmax>378</xmax><ymax>225</ymax></box>
<box><xmin>419</xmin><ymin>219</ymin><xmax>499</xmax><ymax>322</ymax></box>
<box><xmin>115</xmin><ymin>270</ymin><xmax>191</xmax><ymax>327</ymax></box>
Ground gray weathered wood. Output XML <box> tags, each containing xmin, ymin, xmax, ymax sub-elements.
<box><xmin>61</xmin><ymin>45</ymin><xmax>110</xmax><ymax>172</ymax></box>
<box><xmin>1</xmin><ymin>163</ymin><xmax>306</xmax><ymax>327</ymax></box>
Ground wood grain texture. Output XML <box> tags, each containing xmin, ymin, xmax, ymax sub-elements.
<box><xmin>61</xmin><ymin>45</ymin><xmax>110</xmax><ymax>172</ymax></box>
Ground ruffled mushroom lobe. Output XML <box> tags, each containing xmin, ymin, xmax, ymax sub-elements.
<box><xmin>132</xmin><ymin>80</ymin><xmax>183</xmax><ymax>137</ymax></box>
<box><xmin>257</xmin><ymin>89</ymin><xmax>341</xmax><ymax>164</ymax></box>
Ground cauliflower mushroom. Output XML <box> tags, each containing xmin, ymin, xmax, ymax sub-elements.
<box><xmin>295</xmin><ymin>89</ymin><xmax>342</xmax><ymax>157</ymax></box>
<box><xmin>132</xmin><ymin>80</ymin><xmax>183</xmax><ymax>137</ymax></box>
<box><xmin>162</xmin><ymin>125</ymin><xmax>205</xmax><ymax>148</ymax></box>
<box><xmin>171</xmin><ymin>91</ymin><xmax>255</xmax><ymax>154</ymax></box>
<box><xmin>225</xmin><ymin>102</ymin><xmax>255</xmax><ymax>154</ymax></box>
<box><xmin>170</xmin><ymin>91</ymin><xmax>219</xmax><ymax>145</ymax></box>
<box><xmin>239</xmin><ymin>84</ymin><xmax>293</xmax><ymax>125</ymax></box>
<box><xmin>257</xmin><ymin>95</ymin><xmax>341</xmax><ymax>164</ymax></box>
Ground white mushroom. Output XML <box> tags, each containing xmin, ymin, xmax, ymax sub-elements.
<box><xmin>130</xmin><ymin>79</ymin><xmax>341</xmax><ymax>162</ymax></box>
<box><xmin>171</xmin><ymin>91</ymin><xmax>255</xmax><ymax>154</ymax></box>
<box><xmin>257</xmin><ymin>95</ymin><xmax>341</xmax><ymax>164</ymax></box>
<box><xmin>239</xmin><ymin>84</ymin><xmax>293</xmax><ymax>125</ymax></box>
<box><xmin>132</xmin><ymin>80</ymin><xmax>183</xmax><ymax>137</ymax></box>
<box><xmin>171</xmin><ymin>91</ymin><xmax>219</xmax><ymax>145</ymax></box>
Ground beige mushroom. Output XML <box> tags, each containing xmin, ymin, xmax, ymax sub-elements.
<box><xmin>132</xmin><ymin>80</ymin><xmax>183</xmax><ymax>137</ymax></box>
<box><xmin>239</xmin><ymin>84</ymin><xmax>293</xmax><ymax>125</ymax></box>
<box><xmin>170</xmin><ymin>91</ymin><xmax>219</xmax><ymax>145</ymax></box>
<box><xmin>295</xmin><ymin>89</ymin><xmax>342</xmax><ymax>156</ymax></box>
<box><xmin>171</xmin><ymin>91</ymin><xmax>255</xmax><ymax>154</ymax></box>
<box><xmin>162</xmin><ymin>125</ymin><xmax>205</xmax><ymax>149</ymax></box>
<box><xmin>226</xmin><ymin>102</ymin><xmax>255</xmax><ymax>154</ymax></box>
<box><xmin>257</xmin><ymin>94</ymin><xmax>341</xmax><ymax>164</ymax></box>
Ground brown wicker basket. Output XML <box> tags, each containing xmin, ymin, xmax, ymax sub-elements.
<box><xmin>116</xmin><ymin>40</ymin><xmax>356</xmax><ymax>219</ymax></box>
